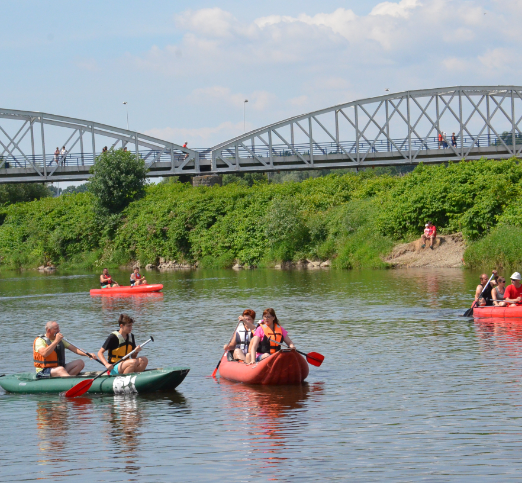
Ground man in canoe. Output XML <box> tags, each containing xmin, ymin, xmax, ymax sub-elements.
<box><xmin>97</xmin><ymin>314</ymin><xmax>148</xmax><ymax>375</ymax></box>
<box><xmin>248</xmin><ymin>308</ymin><xmax>296</xmax><ymax>363</ymax></box>
<box><xmin>34</xmin><ymin>321</ymin><xmax>97</xmax><ymax>378</ymax></box>
<box><xmin>474</xmin><ymin>271</ymin><xmax>498</xmax><ymax>306</ymax></box>
<box><xmin>223</xmin><ymin>309</ymin><xmax>258</xmax><ymax>363</ymax></box>
<box><xmin>100</xmin><ymin>268</ymin><xmax>119</xmax><ymax>288</ymax></box>
<box><xmin>504</xmin><ymin>272</ymin><xmax>522</xmax><ymax>306</ymax></box>
<box><xmin>130</xmin><ymin>267</ymin><xmax>147</xmax><ymax>286</ymax></box>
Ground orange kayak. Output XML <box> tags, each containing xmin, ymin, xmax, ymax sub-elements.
<box><xmin>474</xmin><ymin>305</ymin><xmax>522</xmax><ymax>318</ymax></box>
<box><xmin>219</xmin><ymin>349</ymin><xmax>309</xmax><ymax>385</ymax></box>
<box><xmin>90</xmin><ymin>284</ymin><xmax>163</xmax><ymax>295</ymax></box>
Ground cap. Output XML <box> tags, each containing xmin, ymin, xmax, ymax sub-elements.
<box><xmin>425</xmin><ymin>224</ymin><xmax>429</xmax><ymax>227</ymax></box>
<box><xmin>510</xmin><ymin>272</ymin><xmax>522</xmax><ymax>281</ymax></box>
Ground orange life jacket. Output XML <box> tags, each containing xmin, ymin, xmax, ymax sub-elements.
<box><xmin>259</xmin><ymin>323</ymin><xmax>284</xmax><ymax>354</ymax></box>
<box><xmin>33</xmin><ymin>335</ymin><xmax>65</xmax><ymax>369</ymax></box>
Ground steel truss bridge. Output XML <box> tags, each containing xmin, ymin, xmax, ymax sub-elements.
<box><xmin>1</xmin><ymin>86</ymin><xmax>522</xmax><ymax>183</ymax></box>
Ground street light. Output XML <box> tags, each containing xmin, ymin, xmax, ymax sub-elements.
<box><xmin>244</xmin><ymin>99</ymin><xmax>248</xmax><ymax>132</ymax></box>
<box><xmin>123</xmin><ymin>101</ymin><xmax>129</xmax><ymax>130</ymax></box>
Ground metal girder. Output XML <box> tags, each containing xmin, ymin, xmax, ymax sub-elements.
<box><xmin>0</xmin><ymin>108</ymin><xmax>198</xmax><ymax>183</ymax></box>
<box><xmin>2</xmin><ymin>86</ymin><xmax>522</xmax><ymax>183</ymax></box>
<box><xmin>210</xmin><ymin>86</ymin><xmax>522</xmax><ymax>174</ymax></box>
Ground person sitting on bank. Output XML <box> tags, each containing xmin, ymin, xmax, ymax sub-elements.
<box><xmin>474</xmin><ymin>271</ymin><xmax>498</xmax><ymax>306</ymax></box>
<box><xmin>504</xmin><ymin>272</ymin><xmax>522</xmax><ymax>306</ymax></box>
<box><xmin>100</xmin><ymin>268</ymin><xmax>119</xmax><ymax>288</ymax></box>
<box><xmin>248</xmin><ymin>308</ymin><xmax>296</xmax><ymax>363</ymax></box>
<box><xmin>421</xmin><ymin>221</ymin><xmax>437</xmax><ymax>249</ymax></box>
<box><xmin>223</xmin><ymin>309</ymin><xmax>258</xmax><ymax>363</ymax></box>
<box><xmin>130</xmin><ymin>267</ymin><xmax>147</xmax><ymax>286</ymax></box>
<box><xmin>97</xmin><ymin>314</ymin><xmax>148</xmax><ymax>375</ymax></box>
<box><xmin>492</xmin><ymin>276</ymin><xmax>507</xmax><ymax>306</ymax></box>
<box><xmin>34</xmin><ymin>321</ymin><xmax>97</xmax><ymax>378</ymax></box>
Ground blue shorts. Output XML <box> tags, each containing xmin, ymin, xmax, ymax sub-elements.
<box><xmin>256</xmin><ymin>354</ymin><xmax>265</xmax><ymax>362</ymax></box>
<box><xmin>36</xmin><ymin>368</ymin><xmax>53</xmax><ymax>379</ymax></box>
<box><xmin>109</xmin><ymin>363</ymin><xmax>121</xmax><ymax>376</ymax></box>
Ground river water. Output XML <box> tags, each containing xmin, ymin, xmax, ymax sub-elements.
<box><xmin>1</xmin><ymin>267</ymin><xmax>521</xmax><ymax>482</ymax></box>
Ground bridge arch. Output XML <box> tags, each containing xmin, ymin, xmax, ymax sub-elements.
<box><xmin>0</xmin><ymin>108</ymin><xmax>198</xmax><ymax>183</ymax></box>
<box><xmin>210</xmin><ymin>86</ymin><xmax>522</xmax><ymax>173</ymax></box>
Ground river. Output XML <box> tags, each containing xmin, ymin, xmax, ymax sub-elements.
<box><xmin>1</xmin><ymin>267</ymin><xmax>521</xmax><ymax>482</ymax></box>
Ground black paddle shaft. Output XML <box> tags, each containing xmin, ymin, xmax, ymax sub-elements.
<box><xmin>63</xmin><ymin>338</ymin><xmax>106</xmax><ymax>367</ymax></box>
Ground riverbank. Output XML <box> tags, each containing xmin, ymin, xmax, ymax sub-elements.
<box><xmin>0</xmin><ymin>157</ymin><xmax>521</xmax><ymax>271</ymax></box>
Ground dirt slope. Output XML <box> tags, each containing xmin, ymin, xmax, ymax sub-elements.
<box><xmin>384</xmin><ymin>233</ymin><xmax>465</xmax><ymax>268</ymax></box>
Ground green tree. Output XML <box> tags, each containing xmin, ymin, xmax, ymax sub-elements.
<box><xmin>62</xmin><ymin>183</ymin><xmax>89</xmax><ymax>195</ymax></box>
<box><xmin>88</xmin><ymin>149</ymin><xmax>148</xmax><ymax>213</ymax></box>
<box><xmin>0</xmin><ymin>183</ymin><xmax>51</xmax><ymax>205</ymax></box>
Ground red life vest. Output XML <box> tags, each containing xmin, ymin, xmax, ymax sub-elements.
<box><xmin>259</xmin><ymin>323</ymin><xmax>284</xmax><ymax>354</ymax></box>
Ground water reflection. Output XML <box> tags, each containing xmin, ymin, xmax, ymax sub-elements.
<box><xmin>218</xmin><ymin>380</ymin><xmax>324</xmax><ymax>476</ymax></box>
<box><xmin>475</xmin><ymin>318</ymin><xmax>522</xmax><ymax>355</ymax></box>
<box><xmin>36</xmin><ymin>397</ymin><xmax>93</xmax><ymax>464</ymax></box>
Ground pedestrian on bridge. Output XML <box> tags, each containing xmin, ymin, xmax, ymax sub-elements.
<box><xmin>451</xmin><ymin>133</ymin><xmax>457</xmax><ymax>148</ymax></box>
<box><xmin>60</xmin><ymin>146</ymin><xmax>67</xmax><ymax>165</ymax></box>
<box><xmin>54</xmin><ymin>147</ymin><xmax>59</xmax><ymax>165</ymax></box>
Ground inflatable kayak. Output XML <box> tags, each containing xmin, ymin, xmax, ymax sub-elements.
<box><xmin>90</xmin><ymin>284</ymin><xmax>163</xmax><ymax>295</ymax></box>
<box><xmin>0</xmin><ymin>367</ymin><xmax>189</xmax><ymax>395</ymax></box>
<box><xmin>219</xmin><ymin>349</ymin><xmax>309</xmax><ymax>385</ymax></box>
<box><xmin>473</xmin><ymin>306</ymin><xmax>522</xmax><ymax>318</ymax></box>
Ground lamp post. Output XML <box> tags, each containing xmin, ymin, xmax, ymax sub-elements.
<box><xmin>123</xmin><ymin>101</ymin><xmax>129</xmax><ymax>130</ymax></box>
<box><xmin>244</xmin><ymin>99</ymin><xmax>248</xmax><ymax>132</ymax></box>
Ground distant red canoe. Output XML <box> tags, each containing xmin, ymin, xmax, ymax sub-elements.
<box><xmin>219</xmin><ymin>349</ymin><xmax>309</xmax><ymax>385</ymax></box>
<box><xmin>90</xmin><ymin>284</ymin><xmax>163</xmax><ymax>296</ymax></box>
<box><xmin>473</xmin><ymin>305</ymin><xmax>522</xmax><ymax>318</ymax></box>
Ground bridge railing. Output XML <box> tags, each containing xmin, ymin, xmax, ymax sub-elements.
<box><xmin>212</xmin><ymin>132</ymin><xmax>520</xmax><ymax>161</ymax></box>
<box><xmin>1</xmin><ymin>133</ymin><xmax>519</xmax><ymax>170</ymax></box>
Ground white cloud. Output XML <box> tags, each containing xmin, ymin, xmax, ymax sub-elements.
<box><xmin>112</xmin><ymin>0</ymin><xmax>522</xmax><ymax>146</ymax></box>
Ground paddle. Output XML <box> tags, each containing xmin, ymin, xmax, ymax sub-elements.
<box><xmin>463</xmin><ymin>273</ymin><xmax>495</xmax><ymax>317</ymax></box>
<box><xmin>62</xmin><ymin>337</ymin><xmax>106</xmax><ymax>367</ymax></box>
<box><xmin>212</xmin><ymin>320</ymin><xmax>242</xmax><ymax>378</ymax></box>
<box><xmin>64</xmin><ymin>336</ymin><xmax>154</xmax><ymax>398</ymax></box>
<box><xmin>268</xmin><ymin>339</ymin><xmax>325</xmax><ymax>367</ymax></box>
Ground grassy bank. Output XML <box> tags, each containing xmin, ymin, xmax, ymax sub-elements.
<box><xmin>1</xmin><ymin>157</ymin><xmax>522</xmax><ymax>270</ymax></box>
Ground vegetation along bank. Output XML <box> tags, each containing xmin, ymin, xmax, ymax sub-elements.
<box><xmin>0</xmin><ymin>157</ymin><xmax>521</xmax><ymax>271</ymax></box>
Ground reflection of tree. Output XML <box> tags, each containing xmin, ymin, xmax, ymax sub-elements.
<box><xmin>36</xmin><ymin>397</ymin><xmax>92</xmax><ymax>465</ymax></box>
<box><xmin>218</xmin><ymin>380</ymin><xmax>324</xmax><ymax>474</ymax></box>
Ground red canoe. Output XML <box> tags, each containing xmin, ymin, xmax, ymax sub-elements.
<box><xmin>219</xmin><ymin>349</ymin><xmax>309</xmax><ymax>385</ymax></box>
<box><xmin>90</xmin><ymin>284</ymin><xmax>163</xmax><ymax>296</ymax></box>
<box><xmin>474</xmin><ymin>305</ymin><xmax>522</xmax><ymax>318</ymax></box>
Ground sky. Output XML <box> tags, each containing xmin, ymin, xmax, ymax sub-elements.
<box><xmin>1</xmin><ymin>0</ymin><xmax>520</xmax><ymax>149</ymax></box>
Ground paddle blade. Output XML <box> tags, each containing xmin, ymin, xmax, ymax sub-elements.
<box><xmin>211</xmin><ymin>367</ymin><xmax>218</xmax><ymax>378</ymax></box>
<box><xmin>306</xmin><ymin>352</ymin><xmax>324</xmax><ymax>367</ymax></box>
<box><xmin>64</xmin><ymin>379</ymin><xmax>93</xmax><ymax>398</ymax></box>
<box><xmin>462</xmin><ymin>307</ymin><xmax>473</xmax><ymax>317</ymax></box>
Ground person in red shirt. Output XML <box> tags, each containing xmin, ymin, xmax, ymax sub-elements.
<box><xmin>504</xmin><ymin>272</ymin><xmax>522</xmax><ymax>305</ymax></box>
<box><xmin>421</xmin><ymin>221</ymin><xmax>437</xmax><ymax>249</ymax></box>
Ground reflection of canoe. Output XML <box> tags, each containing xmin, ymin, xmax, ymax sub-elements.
<box><xmin>219</xmin><ymin>349</ymin><xmax>309</xmax><ymax>385</ymax></box>
<box><xmin>0</xmin><ymin>367</ymin><xmax>189</xmax><ymax>395</ymax></box>
<box><xmin>90</xmin><ymin>284</ymin><xmax>163</xmax><ymax>295</ymax></box>
<box><xmin>473</xmin><ymin>306</ymin><xmax>522</xmax><ymax>318</ymax></box>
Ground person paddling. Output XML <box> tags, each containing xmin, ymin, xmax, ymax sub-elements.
<box><xmin>223</xmin><ymin>309</ymin><xmax>258</xmax><ymax>363</ymax></box>
<box><xmin>97</xmin><ymin>314</ymin><xmax>148</xmax><ymax>375</ymax></box>
<box><xmin>34</xmin><ymin>321</ymin><xmax>97</xmax><ymax>378</ymax></box>
<box><xmin>248</xmin><ymin>308</ymin><xmax>296</xmax><ymax>364</ymax></box>
<box><xmin>130</xmin><ymin>267</ymin><xmax>147</xmax><ymax>286</ymax></box>
<box><xmin>504</xmin><ymin>272</ymin><xmax>522</xmax><ymax>306</ymax></box>
<box><xmin>100</xmin><ymin>268</ymin><xmax>119</xmax><ymax>288</ymax></box>
<box><xmin>474</xmin><ymin>271</ymin><xmax>498</xmax><ymax>306</ymax></box>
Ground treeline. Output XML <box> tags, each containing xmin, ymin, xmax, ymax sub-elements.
<box><xmin>0</xmin><ymin>158</ymin><xmax>521</xmax><ymax>270</ymax></box>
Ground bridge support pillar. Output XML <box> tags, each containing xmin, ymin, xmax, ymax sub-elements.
<box><xmin>192</xmin><ymin>175</ymin><xmax>222</xmax><ymax>187</ymax></box>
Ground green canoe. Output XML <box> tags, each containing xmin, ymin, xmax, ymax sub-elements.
<box><xmin>0</xmin><ymin>367</ymin><xmax>190</xmax><ymax>395</ymax></box>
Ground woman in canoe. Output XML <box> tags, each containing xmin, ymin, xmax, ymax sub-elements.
<box><xmin>492</xmin><ymin>276</ymin><xmax>507</xmax><ymax>306</ymax></box>
<box><xmin>248</xmin><ymin>308</ymin><xmax>296</xmax><ymax>363</ymax></box>
<box><xmin>223</xmin><ymin>309</ymin><xmax>258</xmax><ymax>363</ymax></box>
